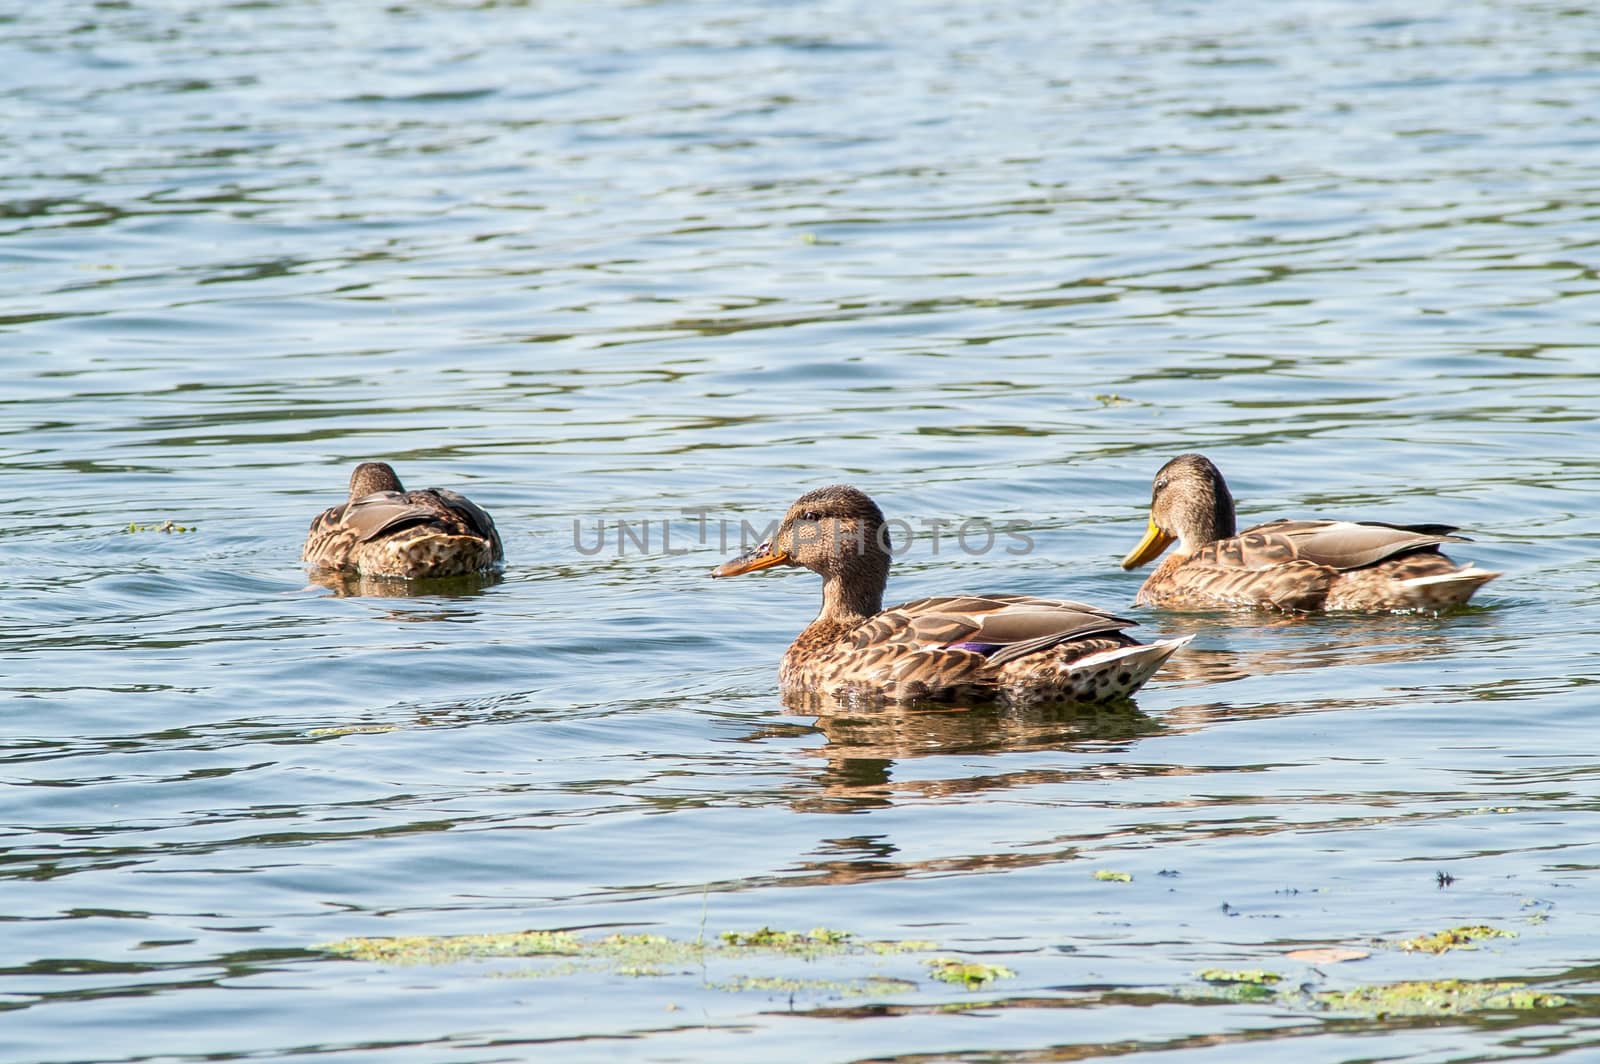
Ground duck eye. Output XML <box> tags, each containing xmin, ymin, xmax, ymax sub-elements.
<box><xmin>801</xmin><ymin>510</ymin><xmax>822</xmax><ymax>522</ymax></box>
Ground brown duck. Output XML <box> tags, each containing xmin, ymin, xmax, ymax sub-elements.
<box><xmin>712</xmin><ymin>485</ymin><xmax>1190</xmax><ymax>704</ymax></box>
<box><xmin>1121</xmin><ymin>453</ymin><xmax>1499</xmax><ymax>612</ymax></box>
<box><xmin>302</xmin><ymin>462</ymin><xmax>503</xmax><ymax>579</ymax></box>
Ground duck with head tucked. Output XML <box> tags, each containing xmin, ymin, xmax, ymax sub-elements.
<box><xmin>303</xmin><ymin>461</ymin><xmax>503</xmax><ymax>579</ymax></box>
<box><xmin>1121</xmin><ymin>453</ymin><xmax>1498</xmax><ymax>612</ymax></box>
<box><xmin>712</xmin><ymin>485</ymin><xmax>1190</xmax><ymax>704</ymax></box>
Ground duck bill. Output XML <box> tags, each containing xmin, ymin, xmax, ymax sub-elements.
<box><xmin>711</xmin><ymin>544</ymin><xmax>791</xmax><ymax>578</ymax></box>
<box><xmin>1121</xmin><ymin>519</ymin><xmax>1175</xmax><ymax>570</ymax></box>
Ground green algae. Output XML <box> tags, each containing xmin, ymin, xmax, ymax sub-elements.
<box><xmin>307</xmin><ymin>725</ymin><xmax>402</xmax><ymax>737</ymax></box>
<box><xmin>867</xmin><ymin>938</ymin><xmax>939</xmax><ymax>954</ymax></box>
<box><xmin>321</xmin><ymin>925</ymin><xmax>962</xmax><ymax>996</ymax></box>
<box><xmin>1186</xmin><ymin>972</ymin><xmax>1571</xmax><ymax>1018</ymax></box>
<box><xmin>1182</xmin><ymin>960</ymin><xmax>1572</xmax><ymax>1019</ymax></box>
<box><xmin>323</xmin><ymin>927</ymin><xmax>1577</xmax><ymax>1019</ymax></box>
<box><xmin>926</xmin><ymin>958</ymin><xmax>1014</xmax><ymax>989</ymax></box>
<box><xmin>712</xmin><ymin>975</ymin><xmax>918</xmax><ymax>996</ymax></box>
<box><xmin>1197</xmin><ymin>969</ymin><xmax>1282</xmax><ymax>985</ymax></box>
<box><xmin>126</xmin><ymin>520</ymin><xmax>195</xmax><ymax>533</ymax></box>
<box><xmin>323</xmin><ymin>929</ymin><xmax>582</xmax><ymax>964</ymax></box>
<box><xmin>1316</xmin><ymin>979</ymin><xmax>1570</xmax><ymax>1017</ymax></box>
<box><xmin>720</xmin><ymin>927</ymin><xmax>852</xmax><ymax>949</ymax></box>
<box><xmin>1396</xmin><ymin>925</ymin><xmax>1515</xmax><ymax>954</ymax></box>
<box><xmin>321</xmin><ymin>926</ymin><xmax>942</xmax><ymax>968</ymax></box>
<box><xmin>1193</xmin><ymin>969</ymin><xmax>1283</xmax><ymax>1003</ymax></box>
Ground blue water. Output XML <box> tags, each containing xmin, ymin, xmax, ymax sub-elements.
<box><xmin>4</xmin><ymin>0</ymin><xmax>1599</xmax><ymax>1060</ymax></box>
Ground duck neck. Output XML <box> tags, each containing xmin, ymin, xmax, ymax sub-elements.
<box><xmin>818</xmin><ymin>570</ymin><xmax>884</xmax><ymax>628</ymax></box>
<box><xmin>1181</xmin><ymin>489</ymin><xmax>1237</xmax><ymax>552</ymax></box>
<box><xmin>809</xmin><ymin>539</ymin><xmax>890</xmax><ymax>632</ymax></box>
<box><xmin>781</xmin><ymin>541</ymin><xmax>889</xmax><ymax>687</ymax></box>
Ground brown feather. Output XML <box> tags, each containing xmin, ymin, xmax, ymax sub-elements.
<box><xmin>714</xmin><ymin>485</ymin><xmax>1188</xmax><ymax>704</ymax></box>
<box><xmin>303</xmin><ymin>462</ymin><xmax>503</xmax><ymax>579</ymax></box>
<box><xmin>1125</xmin><ymin>454</ymin><xmax>1497</xmax><ymax>612</ymax></box>
<box><xmin>1245</xmin><ymin>519</ymin><xmax>1469</xmax><ymax>570</ymax></box>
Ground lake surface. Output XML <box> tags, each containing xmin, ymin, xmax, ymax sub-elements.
<box><xmin>5</xmin><ymin>0</ymin><xmax>1599</xmax><ymax>1060</ymax></box>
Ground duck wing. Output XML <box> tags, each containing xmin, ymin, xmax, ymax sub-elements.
<box><xmin>863</xmin><ymin>594</ymin><xmax>1137</xmax><ymax>666</ymax></box>
<box><xmin>330</xmin><ymin>490</ymin><xmax>446</xmax><ymax>544</ymax></box>
<box><xmin>429</xmin><ymin>487</ymin><xmax>503</xmax><ymax>558</ymax></box>
<box><xmin>1240</xmin><ymin>519</ymin><xmax>1467</xmax><ymax>571</ymax></box>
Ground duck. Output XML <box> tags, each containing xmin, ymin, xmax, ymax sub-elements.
<box><xmin>302</xmin><ymin>461</ymin><xmax>503</xmax><ymax>579</ymax></box>
<box><xmin>711</xmin><ymin>484</ymin><xmax>1190</xmax><ymax>704</ymax></box>
<box><xmin>1121</xmin><ymin>453</ymin><xmax>1499</xmax><ymax>612</ymax></box>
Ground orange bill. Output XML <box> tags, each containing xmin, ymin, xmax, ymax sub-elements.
<box><xmin>711</xmin><ymin>545</ymin><xmax>790</xmax><ymax>578</ymax></box>
<box><xmin>1120</xmin><ymin>518</ymin><xmax>1175</xmax><ymax>570</ymax></box>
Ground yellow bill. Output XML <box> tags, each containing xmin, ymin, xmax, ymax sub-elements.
<box><xmin>711</xmin><ymin>545</ymin><xmax>790</xmax><ymax>578</ymax></box>
<box><xmin>1121</xmin><ymin>518</ymin><xmax>1174</xmax><ymax>570</ymax></box>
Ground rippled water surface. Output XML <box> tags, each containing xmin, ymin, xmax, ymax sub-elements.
<box><xmin>5</xmin><ymin>0</ymin><xmax>1600</xmax><ymax>1060</ymax></box>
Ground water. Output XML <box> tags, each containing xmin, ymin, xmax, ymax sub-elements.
<box><xmin>4</xmin><ymin>0</ymin><xmax>1600</xmax><ymax>1060</ymax></box>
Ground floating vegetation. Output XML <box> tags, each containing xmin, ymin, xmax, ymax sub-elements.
<box><xmin>1195</xmin><ymin>968</ymin><xmax>1283</xmax><ymax>1002</ymax></box>
<box><xmin>1396</xmin><ymin>925</ymin><xmax>1515</xmax><ymax>954</ymax></box>
<box><xmin>1185</xmin><ymin>951</ymin><xmax>1571</xmax><ymax>1019</ymax></box>
<box><xmin>711</xmin><ymin>975</ymin><xmax>917</xmax><ymax>996</ymax></box>
<box><xmin>1188</xmin><ymin>971</ymin><xmax>1571</xmax><ymax>1018</ymax></box>
<box><xmin>926</xmin><ymin>958</ymin><xmax>1014</xmax><ymax>989</ymax></box>
<box><xmin>307</xmin><ymin>725</ymin><xmax>402</xmax><ymax>737</ymax></box>
<box><xmin>1093</xmin><ymin>870</ymin><xmax>1133</xmax><ymax>883</ymax></box>
<box><xmin>325</xmin><ymin>930</ymin><xmax>582</xmax><ymax>965</ymax></box>
<box><xmin>320</xmin><ymin>926</ymin><xmax>963</xmax><ymax>996</ymax></box>
<box><xmin>126</xmin><ymin>520</ymin><xmax>195</xmax><ymax>533</ymax></box>
<box><xmin>1197</xmin><ymin>969</ymin><xmax>1282</xmax><ymax>985</ymax></box>
<box><xmin>867</xmin><ymin>939</ymin><xmax>939</xmax><ymax>954</ymax></box>
<box><xmin>1315</xmin><ymin>979</ymin><xmax>1570</xmax><ymax>1018</ymax></box>
<box><xmin>721</xmin><ymin>927</ymin><xmax>852</xmax><ymax>949</ymax></box>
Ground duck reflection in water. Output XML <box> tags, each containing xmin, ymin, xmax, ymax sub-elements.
<box><xmin>1136</xmin><ymin>608</ymin><xmax>1498</xmax><ymax>690</ymax></box>
<box><xmin>306</xmin><ymin>568</ymin><xmax>504</xmax><ymax>601</ymax></box>
<box><xmin>770</xmin><ymin>691</ymin><xmax>1164</xmax><ymax>815</ymax></box>
<box><xmin>750</xmin><ymin>605</ymin><xmax>1497</xmax><ymax>821</ymax></box>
